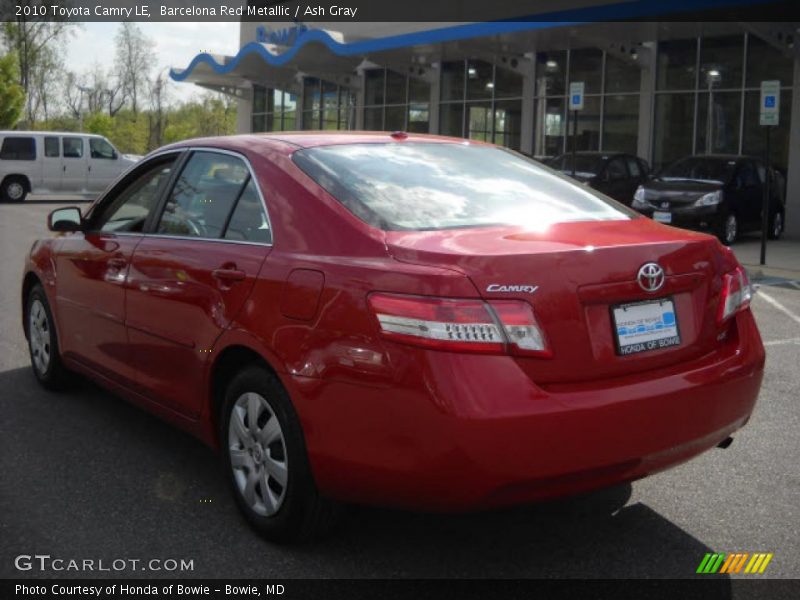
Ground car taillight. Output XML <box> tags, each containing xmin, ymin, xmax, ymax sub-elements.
<box><xmin>717</xmin><ymin>266</ymin><xmax>752</xmax><ymax>323</ymax></box>
<box><xmin>368</xmin><ymin>293</ymin><xmax>550</xmax><ymax>357</ymax></box>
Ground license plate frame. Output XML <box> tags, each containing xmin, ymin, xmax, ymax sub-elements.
<box><xmin>653</xmin><ymin>211</ymin><xmax>672</xmax><ymax>224</ymax></box>
<box><xmin>611</xmin><ymin>297</ymin><xmax>681</xmax><ymax>356</ymax></box>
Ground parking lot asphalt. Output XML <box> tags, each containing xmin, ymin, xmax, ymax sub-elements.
<box><xmin>1</xmin><ymin>200</ymin><xmax>799</xmax><ymax>581</ymax></box>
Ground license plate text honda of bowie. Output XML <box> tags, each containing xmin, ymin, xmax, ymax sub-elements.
<box><xmin>22</xmin><ymin>132</ymin><xmax>765</xmax><ymax>542</ymax></box>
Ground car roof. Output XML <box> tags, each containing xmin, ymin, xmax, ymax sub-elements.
<box><xmin>157</xmin><ymin>131</ymin><xmax>488</xmax><ymax>156</ymax></box>
<box><xmin>0</xmin><ymin>130</ymin><xmax>107</xmax><ymax>137</ymax></box>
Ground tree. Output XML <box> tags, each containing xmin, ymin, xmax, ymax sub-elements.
<box><xmin>147</xmin><ymin>71</ymin><xmax>169</xmax><ymax>149</ymax></box>
<box><xmin>114</xmin><ymin>22</ymin><xmax>155</xmax><ymax>116</ymax></box>
<box><xmin>1</xmin><ymin>18</ymin><xmax>73</xmax><ymax>126</ymax></box>
<box><xmin>0</xmin><ymin>53</ymin><xmax>25</xmax><ymax>128</ymax></box>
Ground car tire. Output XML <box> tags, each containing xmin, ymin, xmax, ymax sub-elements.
<box><xmin>26</xmin><ymin>284</ymin><xmax>73</xmax><ymax>390</ymax></box>
<box><xmin>221</xmin><ymin>365</ymin><xmax>342</xmax><ymax>543</ymax></box>
<box><xmin>768</xmin><ymin>211</ymin><xmax>784</xmax><ymax>240</ymax></box>
<box><xmin>717</xmin><ymin>213</ymin><xmax>738</xmax><ymax>246</ymax></box>
<box><xmin>2</xmin><ymin>176</ymin><xmax>28</xmax><ymax>203</ymax></box>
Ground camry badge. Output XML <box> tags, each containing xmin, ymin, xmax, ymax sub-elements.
<box><xmin>486</xmin><ymin>284</ymin><xmax>539</xmax><ymax>294</ymax></box>
<box><xmin>637</xmin><ymin>263</ymin><xmax>665</xmax><ymax>293</ymax></box>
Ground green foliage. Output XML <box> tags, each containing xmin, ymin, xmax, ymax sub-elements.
<box><xmin>0</xmin><ymin>52</ymin><xmax>25</xmax><ymax>128</ymax></box>
<box><xmin>84</xmin><ymin>112</ymin><xmax>113</xmax><ymax>138</ymax></box>
<box><xmin>165</xmin><ymin>96</ymin><xmax>237</xmax><ymax>144</ymax></box>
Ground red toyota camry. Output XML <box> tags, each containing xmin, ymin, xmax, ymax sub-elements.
<box><xmin>22</xmin><ymin>132</ymin><xmax>764</xmax><ymax>542</ymax></box>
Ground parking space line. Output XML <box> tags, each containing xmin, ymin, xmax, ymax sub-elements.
<box><xmin>756</xmin><ymin>290</ymin><xmax>800</xmax><ymax>327</ymax></box>
<box><xmin>763</xmin><ymin>337</ymin><xmax>800</xmax><ymax>347</ymax></box>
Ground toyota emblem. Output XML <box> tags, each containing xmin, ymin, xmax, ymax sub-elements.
<box><xmin>637</xmin><ymin>262</ymin><xmax>665</xmax><ymax>293</ymax></box>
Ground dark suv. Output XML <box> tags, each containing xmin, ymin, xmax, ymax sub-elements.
<box><xmin>632</xmin><ymin>155</ymin><xmax>785</xmax><ymax>245</ymax></box>
<box><xmin>547</xmin><ymin>151</ymin><xmax>650</xmax><ymax>205</ymax></box>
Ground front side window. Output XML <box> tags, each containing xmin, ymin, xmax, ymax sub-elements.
<box><xmin>293</xmin><ymin>143</ymin><xmax>635</xmax><ymax>231</ymax></box>
<box><xmin>606</xmin><ymin>158</ymin><xmax>628</xmax><ymax>181</ymax></box>
<box><xmin>63</xmin><ymin>137</ymin><xmax>83</xmax><ymax>159</ymax></box>
<box><xmin>90</xmin><ymin>137</ymin><xmax>116</xmax><ymax>159</ymax></box>
<box><xmin>44</xmin><ymin>137</ymin><xmax>60</xmax><ymax>157</ymax></box>
<box><xmin>0</xmin><ymin>137</ymin><xmax>36</xmax><ymax>160</ymax></box>
<box><xmin>92</xmin><ymin>157</ymin><xmax>176</xmax><ymax>232</ymax></box>
<box><xmin>156</xmin><ymin>152</ymin><xmax>249</xmax><ymax>239</ymax></box>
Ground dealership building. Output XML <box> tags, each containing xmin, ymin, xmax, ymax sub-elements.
<box><xmin>171</xmin><ymin>3</ymin><xmax>800</xmax><ymax>236</ymax></box>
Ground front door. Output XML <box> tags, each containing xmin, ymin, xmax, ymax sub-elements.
<box><xmin>61</xmin><ymin>136</ymin><xmax>88</xmax><ymax>192</ymax></box>
<box><xmin>88</xmin><ymin>137</ymin><xmax>124</xmax><ymax>193</ymax></box>
<box><xmin>54</xmin><ymin>154</ymin><xmax>178</xmax><ymax>384</ymax></box>
<box><xmin>125</xmin><ymin>150</ymin><xmax>272</xmax><ymax>416</ymax></box>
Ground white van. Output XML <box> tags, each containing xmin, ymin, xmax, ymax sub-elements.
<box><xmin>0</xmin><ymin>131</ymin><xmax>140</xmax><ymax>202</ymax></box>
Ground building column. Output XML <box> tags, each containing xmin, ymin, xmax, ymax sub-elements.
<box><xmin>429</xmin><ymin>63</ymin><xmax>441</xmax><ymax>134</ymax></box>
<box><xmin>784</xmin><ymin>57</ymin><xmax>800</xmax><ymax>240</ymax></box>
<box><xmin>355</xmin><ymin>70</ymin><xmax>366</xmax><ymax>130</ymax></box>
<box><xmin>637</xmin><ymin>44</ymin><xmax>656</xmax><ymax>164</ymax></box>
<box><xmin>237</xmin><ymin>89</ymin><xmax>253</xmax><ymax>134</ymax></box>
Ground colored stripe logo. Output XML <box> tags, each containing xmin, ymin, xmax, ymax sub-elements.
<box><xmin>697</xmin><ymin>552</ymin><xmax>773</xmax><ymax>574</ymax></box>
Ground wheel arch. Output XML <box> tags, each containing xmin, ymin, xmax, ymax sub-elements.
<box><xmin>2</xmin><ymin>173</ymin><xmax>32</xmax><ymax>193</ymax></box>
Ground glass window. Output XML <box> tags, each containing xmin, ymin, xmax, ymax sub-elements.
<box><xmin>364</xmin><ymin>107</ymin><xmax>383</xmax><ymax>131</ymax></box>
<box><xmin>386</xmin><ymin>70</ymin><xmax>407</xmax><ymax>105</ymax></box>
<box><xmin>537</xmin><ymin>51</ymin><xmax>566</xmax><ymax>96</ymax></box>
<box><xmin>385</xmin><ymin>106</ymin><xmax>405</xmax><ymax>131</ymax></box>
<box><xmin>44</xmin><ymin>137</ymin><xmax>59</xmax><ymax>158</ymax></box>
<box><xmin>0</xmin><ymin>137</ymin><xmax>36</xmax><ymax>160</ymax></box>
<box><xmin>569</xmin><ymin>48</ymin><xmax>603</xmax><ymax>94</ymax></box>
<box><xmin>439</xmin><ymin>103</ymin><xmax>464</xmax><ymax>137</ymax></box>
<box><xmin>224</xmin><ymin>179</ymin><xmax>271</xmax><ymax>244</ymax></box>
<box><xmin>253</xmin><ymin>85</ymin><xmax>267</xmax><ymax>114</ymax></box>
<box><xmin>365</xmin><ymin>70</ymin><xmax>385</xmax><ymax>106</ymax></box>
<box><xmin>746</xmin><ymin>35</ymin><xmax>793</xmax><ymax>88</ymax></box>
<box><xmin>408</xmin><ymin>76</ymin><xmax>429</xmax><ymax>103</ymax></box>
<box><xmin>62</xmin><ymin>137</ymin><xmax>83</xmax><ymax>159</ymax></box>
<box><xmin>157</xmin><ymin>152</ymin><xmax>249</xmax><ymax>239</ymax></box>
<box><xmin>322</xmin><ymin>81</ymin><xmax>338</xmax><ymax>130</ymax></box>
<box><xmin>89</xmin><ymin>137</ymin><xmax>116</xmax><ymax>159</ymax></box>
<box><xmin>572</xmin><ymin>96</ymin><xmax>601</xmax><ymax>152</ymax></box>
<box><xmin>742</xmin><ymin>89</ymin><xmax>791</xmax><ymax>168</ymax></box>
<box><xmin>657</xmin><ymin>38</ymin><xmax>698</xmax><ymax>90</ymax></box>
<box><xmin>466</xmin><ymin>60</ymin><xmax>493</xmax><ymax>100</ymax></box>
<box><xmin>627</xmin><ymin>156</ymin><xmax>642</xmax><ymax>178</ymax></box>
<box><xmin>252</xmin><ymin>114</ymin><xmax>266</xmax><ymax>133</ymax></box>
<box><xmin>292</xmin><ymin>143</ymin><xmax>635</xmax><ymax>231</ymax></box>
<box><xmin>494</xmin><ymin>65</ymin><xmax>523</xmax><ymax>99</ymax></box>
<box><xmin>441</xmin><ymin>61</ymin><xmax>465</xmax><ymax>102</ymax></box>
<box><xmin>606</xmin><ymin>157</ymin><xmax>628</xmax><ymax>181</ymax></box>
<box><xmin>696</xmin><ymin>91</ymin><xmax>741</xmax><ymax>154</ymax></box>
<box><xmin>541</xmin><ymin>97</ymin><xmax>566</xmax><ymax>157</ymax></box>
<box><xmin>93</xmin><ymin>157</ymin><xmax>175</xmax><ymax>232</ymax></box>
<box><xmin>494</xmin><ymin>99</ymin><xmax>522</xmax><ymax>151</ymax></box>
<box><xmin>700</xmin><ymin>35</ymin><xmax>743</xmax><ymax>90</ymax></box>
<box><xmin>408</xmin><ymin>103</ymin><xmax>429</xmax><ymax>134</ymax></box>
<box><xmin>603</xmin><ymin>94</ymin><xmax>640</xmax><ymax>154</ymax></box>
<box><xmin>284</xmin><ymin>94</ymin><xmax>298</xmax><ymax>129</ymax></box>
<box><xmin>467</xmin><ymin>102</ymin><xmax>493</xmax><ymax>142</ymax></box>
<box><xmin>605</xmin><ymin>54</ymin><xmax>640</xmax><ymax>94</ymax></box>
<box><xmin>303</xmin><ymin>78</ymin><xmax>321</xmax><ymax>112</ymax></box>
<box><xmin>652</xmin><ymin>93</ymin><xmax>695</xmax><ymax>169</ymax></box>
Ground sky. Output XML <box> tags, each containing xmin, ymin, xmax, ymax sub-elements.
<box><xmin>66</xmin><ymin>22</ymin><xmax>241</xmax><ymax>103</ymax></box>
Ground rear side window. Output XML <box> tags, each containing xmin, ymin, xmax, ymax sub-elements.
<box><xmin>627</xmin><ymin>157</ymin><xmax>642</xmax><ymax>178</ymax></box>
<box><xmin>44</xmin><ymin>137</ymin><xmax>60</xmax><ymax>157</ymax></box>
<box><xmin>0</xmin><ymin>137</ymin><xmax>36</xmax><ymax>160</ymax></box>
<box><xmin>224</xmin><ymin>179</ymin><xmax>271</xmax><ymax>243</ymax></box>
<box><xmin>293</xmin><ymin>143</ymin><xmax>634</xmax><ymax>231</ymax></box>
<box><xmin>606</xmin><ymin>158</ymin><xmax>628</xmax><ymax>181</ymax></box>
<box><xmin>156</xmin><ymin>151</ymin><xmax>250</xmax><ymax>239</ymax></box>
<box><xmin>63</xmin><ymin>137</ymin><xmax>83</xmax><ymax>158</ymax></box>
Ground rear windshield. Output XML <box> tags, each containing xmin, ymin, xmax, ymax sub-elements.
<box><xmin>292</xmin><ymin>143</ymin><xmax>634</xmax><ymax>231</ymax></box>
<box><xmin>659</xmin><ymin>157</ymin><xmax>737</xmax><ymax>184</ymax></box>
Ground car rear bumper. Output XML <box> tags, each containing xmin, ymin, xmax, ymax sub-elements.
<box><xmin>289</xmin><ymin>309</ymin><xmax>765</xmax><ymax>511</ymax></box>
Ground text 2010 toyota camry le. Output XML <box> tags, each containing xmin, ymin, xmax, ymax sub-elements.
<box><xmin>22</xmin><ymin>132</ymin><xmax>765</xmax><ymax>542</ymax></box>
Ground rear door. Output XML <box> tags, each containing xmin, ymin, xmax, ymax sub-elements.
<box><xmin>125</xmin><ymin>149</ymin><xmax>272</xmax><ymax>416</ymax></box>
<box><xmin>61</xmin><ymin>136</ymin><xmax>88</xmax><ymax>192</ymax></box>
<box><xmin>54</xmin><ymin>153</ymin><xmax>179</xmax><ymax>384</ymax></box>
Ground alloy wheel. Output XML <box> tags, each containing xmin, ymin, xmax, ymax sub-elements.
<box><xmin>29</xmin><ymin>299</ymin><xmax>51</xmax><ymax>374</ymax></box>
<box><xmin>228</xmin><ymin>392</ymin><xmax>288</xmax><ymax>516</ymax></box>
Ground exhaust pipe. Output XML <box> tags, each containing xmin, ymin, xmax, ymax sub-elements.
<box><xmin>717</xmin><ymin>436</ymin><xmax>734</xmax><ymax>449</ymax></box>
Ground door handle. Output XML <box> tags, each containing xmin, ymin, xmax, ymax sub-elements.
<box><xmin>212</xmin><ymin>268</ymin><xmax>246</xmax><ymax>283</ymax></box>
<box><xmin>108</xmin><ymin>257</ymin><xmax>127</xmax><ymax>270</ymax></box>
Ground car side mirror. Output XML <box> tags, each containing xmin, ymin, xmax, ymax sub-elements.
<box><xmin>112</xmin><ymin>150</ymin><xmax>119</xmax><ymax>160</ymax></box>
<box><xmin>48</xmin><ymin>207</ymin><xmax>84</xmax><ymax>232</ymax></box>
